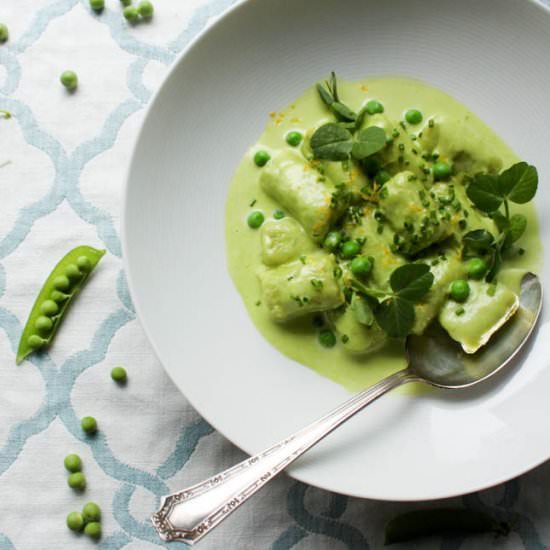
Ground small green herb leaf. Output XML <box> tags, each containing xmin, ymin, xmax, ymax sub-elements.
<box><xmin>498</xmin><ymin>162</ymin><xmax>538</xmax><ymax>204</ymax></box>
<box><xmin>316</xmin><ymin>83</ymin><xmax>334</xmax><ymax>106</ymax></box>
<box><xmin>351</xmin><ymin>126</ymin><xmax>387</xmax><ymax>159</ymax></box>
<box><xmin>390</xmin><ymin>263</ymin><xmax>434</xmax><ymax>301</ymax></box>
<box><xmin>491</xmin><ymin>211</ymin><xmax>509</xmax><ymax>233</ymax></box>
<box><xmin>506</xmin><ymin>213</ymin><xmax>527</xmax><ymax>244</ymax></box>
<box><xmin>351</xmin><ymin>295</ymin><xmax>375</xmax><ymax>327</ymax></box>
<box><xmin>374</xmin><ymin>297</ymin><xmax>415</xmax><ymax>338</ymax></box>
<box><xmin>310</xmin><ymin>123</ymin><xmax>353</xmax><ymax>161</ymax></box>
<box><xmin>462</xmin><ymin>229</ymin><xmax>495</xmax><ymax>257</ymax></box>
<box><xmin>466</xmin><ymin>174</ymin><xmax>502</xmax><ymax>212</ymax></box>
<box><xmin>331</xmin><ymin>101</ymin><xmax>357</xmax><ymax>122</ymax></box>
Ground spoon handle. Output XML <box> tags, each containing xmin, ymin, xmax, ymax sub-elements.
<box><xmin>152</xmin><ymin>368</ymin><xmax>417</xmax><ymax>544</ymax></box>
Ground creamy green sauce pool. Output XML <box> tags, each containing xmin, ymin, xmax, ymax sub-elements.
<box><xmin>225</xmin><ymin>76</ymin><xmax>541</xmax><ymax>392</ymax></box>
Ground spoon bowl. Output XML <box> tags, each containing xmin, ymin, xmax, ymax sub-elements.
<box><xmin>407</xmin><ymin>272</ymin><xmax>542</xmax><ymax>388</ymax></box>
<box><xmin>152</xmin><ymin>273</ymin><xmax>542</xmax><ymax>544</ymax></box>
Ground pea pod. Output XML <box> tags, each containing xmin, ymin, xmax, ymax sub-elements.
<box><xmin>384</xmin><ymin>508</ymin><xmax>510</xmax><ymax>545</ymax></box>
<box><xmin>16</xmin><ymin>246</ymin><xmax>105</xmax><ymax>364</ymax></box>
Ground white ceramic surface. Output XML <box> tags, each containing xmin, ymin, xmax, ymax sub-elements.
<box><xmin>123</xmin><ymin>0</ymin><xmax>550</xmax><ymax>500</ymax></box>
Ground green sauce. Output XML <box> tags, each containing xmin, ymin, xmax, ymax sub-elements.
<box><xmin>225</xmin><ymin>77</ymin><xmax>541</xmax><ymax>392</ymax></box>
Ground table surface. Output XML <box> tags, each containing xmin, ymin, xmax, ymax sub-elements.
<box><xmin>1</xmin><ymin>1</ymin><xmax>549</xmax><ymax>548</ymax></box>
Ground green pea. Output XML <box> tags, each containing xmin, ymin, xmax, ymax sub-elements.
<box><xmin>65</xmin><ymin>264</ymin><xmax>82</xmax><ymax>281</ymax></box>
<box><xmin>432</xmin><ymin>161</ymin><xmax>452</xmax><ymax>181</ymax></box>
<box><xmin>273</xmin><ymin>209</ymin><xmax>285</xmax><ymax>220</ymax></box>
<box><xmin>247</xmin><ymin>211</ymin><xmax>264</xmax><ymax>229</ymax></box>
<box><xmin>64</xmin><ymin>453</ymin><xmax>82</xmax><ymax>473</ymax></box>
<box><xmin>82</xmin><ymin>502</ymin><xmax>101</xmax><ymax>523</ymax></box>
<box><xmin>16</xmin><ymin>246</ymin><xmax>106</xmax><ymax>365</ymax></box>
<box><xmin>111</xmin><ymin>366</ymin><xmax>127</xmax><ymax>383</ymax></box>
<box><xmin>350</xmin><ymin>256</ymin><xmax>373</xmax><ymax>277</ymax></box>
<box><xmin>285</xmin><ymin>131</ymin><xmax>303</xmax><ymax>147</ymax></box>
<box><xmin>467</xmin><ymin>258</ymin><xmax>487</xmax><ymax>280</ymax></box>
<box><xmin>66</xmin><ymin>511</ymin><xmax>85</xmax><ymax>532</ymax></box>
<box><xmin>449</xmin><ymin>279</ymin><xmax>470</xmax><ymax>303</ymax></box>
<box><xmin>120</xmin><ymin>0</ymin><xmax>132</xmax><ymax>5</ymax></box>
<box><xmin>27</xmin><ymin>335</ymin><xmax>46</xmax><ymax>349</ymax></box>
<box><xmin>53</xmin><ymin>275</ymin><xmax>71</xmax><ymax>291</ymax></box>
<box><xmin>375</xmin><ymin>170</ymin><xmax>391</xmax><ymax>186</ymax></box>
<box><xmin>318</xmin><ymin>329</ymin><xmax>336</xmax><ymax>348</ymax></box>
<box><xmin>35</xmin><ymin>316</ymin><xmax>53</xmax><ymax>334</ymax></box>
<box><xmin>137</xmin><ymin>0</ymin><xmax>154</xmax><ymax>18</ymax></box>
<box><xmin>253</xmin><ymin>150</ymin><xmax>270</xmax><ymax>167</ymax></box>
<box><xmin>405</xmin><ymin>109</ymin><xmax>423</xmax><ymax>125</ymax></box>
<box><xmin>51</xmin><ymin>290</ymin><xmax>69</xmax><ymax>303</ymax></box>
<box><xmin>123</xmin><ymin>6</ymin><xmax>139</xmax><ymax>21</ymax></box>
<box><xmin>84</xmin><ymin>522</ymin><xmax>102</xmax><ymax>540</ymax></box>
<box><xmin>40</xmin><ymin>300</ymin><xmax>59</xmax><ymax>317</ymax></box>
<box><xmin>60</xmin><ymin>70</ymin><xmax>78</xmax><ymax>91</ymax></box>
<box><xmin>323</xmin><ymin>231</ymin><xmax>341</xmax><ymax>251</ymax></box>
<box><xmin>0</xmin><ymin>24</ymin><xmax>9</xmax><ymax>44</ymax></box>
<box><xmin>81</xmin><ymin>416</ymin><xmax>97</xmax><ymax>434</ymax></box>
<box><xmin>68</xmin><ymin>472</ymin><xmax>86</xmax><ymax>491</ymax></box>
<box><xmin>89</xmin><ymin>0</ymin><xmax>105</xmax><ymax>11</ymax></box>
<box><xmin>365</xmin><ymin>100</ymin><xmax>384</xmax><ymax>115</ymax></box>
<box><xmin>76</xmin><ymin>256</ymin><xmax>93</xmax><ymax>272</ymax></box>
<box><xmin>341</xmin><ymin>240</ymin><xmax>361</xmax><ymax>259</ymax></box>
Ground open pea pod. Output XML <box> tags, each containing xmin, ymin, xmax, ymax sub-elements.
<box><xmin>16</xmin><ymin>245</ymin><xmax>106</xmax><ymax>364</ymax></box>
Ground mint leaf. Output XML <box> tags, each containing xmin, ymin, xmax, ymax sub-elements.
<box><xmin>374</xmin><ymin>297</ymin><xmax>415</xmax><ymax>338</ymax></box>
<box><xmin>502</xmin><ymin>162</ymin><xmax>538</xmax><ymax>204</ymax></box>
<box><xmin>506</xmin><ymin>213</ymin><xmax>527</xmax><ymax>244</ymax></box>
<box><xmin>351</xmin><ymin>126</ymin><xmax>387</xmax><ymax>160</ymax></box>
<box><xmin>390</xmin><ymin>263</ymin><xmax>433</xmax><ymax>301</ymax></box>
<box><xmin>466</xmin><ymin>174</ymin><xmax>502</xmax><ymax>212</ymax></box>
<box><xmin>310</xmin><ymin>123</ymin><xmax>353</xmax><ymax>161</ymax></box>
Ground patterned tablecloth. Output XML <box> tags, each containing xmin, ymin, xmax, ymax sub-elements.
<box><xmin>0</xmin><ymin>1</ymin><xmax>549</xmax><ymax>548</ymax></box>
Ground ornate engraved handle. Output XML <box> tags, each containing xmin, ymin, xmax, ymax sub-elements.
<box><xmin>151</xmin><ymin>369</ymin><xmax>416</xmax><ymax>544</ymax></box>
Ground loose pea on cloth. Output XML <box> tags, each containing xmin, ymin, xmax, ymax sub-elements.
<box><xmin>0</xmin><ymin>1</ymin><xmax>549</xmax><ymax>549</ymax></box>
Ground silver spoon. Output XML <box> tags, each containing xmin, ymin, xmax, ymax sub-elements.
<box><xmin>152</xmin><ymin>272</ymin><xmax>542</xmax><ymax>544</ymax></box>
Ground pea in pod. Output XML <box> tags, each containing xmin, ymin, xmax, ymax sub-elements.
<box><xmin>16</xmin><ymin>246</ymin><xmax>105</xmax><ymax>364</ymax></box>
<box><xmin>384</xmin><ymin>508</ymin><xmax>510</xmax><ymax>545</ymax></box>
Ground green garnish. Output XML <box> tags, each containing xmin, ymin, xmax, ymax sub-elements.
<box><xmin>253</xmin><ymin>150</ymin><xmax>270</xmax><ymax>167</ymax></box>
<box><xmin>310</xmin><ymin>279</ymin><xmax>324</xmax><ymax>290</ymax></box>
<box><xmin>318</xmin><ymin>329</ymin><xmax>337</xmax><ymax>348</ymax></box>
<box><xmin>247</xmin><ymin>211</ymin><xmax>264</xmax><ymax>229</ymax></box>
<box><xmin>316</xmin><ymin>72</ymin><xmax>357</xmax><ymax>122</ymax></box>
<box><xmin>352</xmin><ymin>264</ymin><xmax>434</xmax><ymax>338</ymax></box>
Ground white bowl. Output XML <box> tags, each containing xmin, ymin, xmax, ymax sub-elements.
<box><xmin>123</xmin><ymin>0</ymin><xmax>550</xmax><ymax>500</ymax></box>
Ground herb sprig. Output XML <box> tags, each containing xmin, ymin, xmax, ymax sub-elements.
<box><xmin>464</xmin><ymin>161</ymin><xmax>538</xmax><ymax>279</ymax></box>
<box><xmin>310</xmin><ymin>122</ymin><xmax>386</xmax><ymax>162</ymax></box>
<box><xmin>312</xmin><ymin>73</ymin><xmax>386</xmax><ymax>162</ymax></box>
<box><xmin>351</xmin><ymin>264</ymin><xmax>434</xmax><ymax>338</ymax></box>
